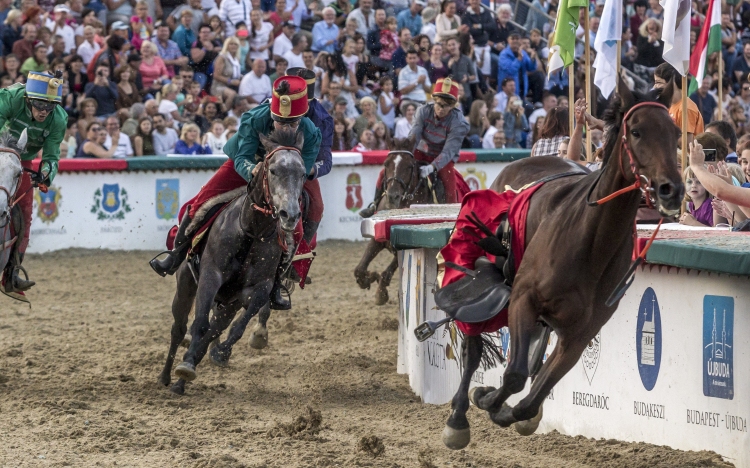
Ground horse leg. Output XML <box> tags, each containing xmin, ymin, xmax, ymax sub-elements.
<box><xmin>472</xmin><ymin>296</ymin><xmax>538</xmax><ymax>419</ymax></box>
<box><xmin>158</xmin><ymin>266</ymin><xmax>196</xmax><ymax>387</ymax></box>
<box><xmin>249</xmin><ymin>302</ymin><xmax>271</xmax><ymax>349</ymax></box>
<box><xmin>207</xmin><ymin>301</ymin><xmax>245</xmax><ymax>366</ymax></box>
<box><xmin>354</xmin><ymin>240</ymin><xmax>385</xmax><ymax>290</ymax></box>
<box><xmin>173</xmin><ymin>271</ymin><xmax>223</xmax><ymax>383</ymax></box>
<box><xmin>442</xmin><ymin>334</ymin><xmax>483</xmax><ymax>450</ymax></box>
<box><xmin>212</xmin><ymin>286</ymin><xmax>271</xmax><ymax>363</ymax></box>
<box><xmin>375</xmin><ymin>253</ymin><xmax>398</xmax><ymax>306</ymax></box>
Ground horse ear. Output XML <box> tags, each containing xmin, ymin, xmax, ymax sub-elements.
<box><xmin>616</xmin><ymin>76</ymin><xmax>635</xmax><ymax>113</ymax></box>
<box><xmin>656</xmin><ymin>80</ymin><xmax>675</xmax><ymax>109</ymax></box>
<box><xmin>17</xmin><ymin>129</ymin><xmax>27</xmax><ymax>152</ymax></box>
<box><xmin>295</xmin><ymin>130</ymin><xmax>304</xmax><ymax>151</ymax></box>
<box><xmin>259</xmin><ymin>132</ymin><xmax>276</xmax><ymax>153</ymax></box>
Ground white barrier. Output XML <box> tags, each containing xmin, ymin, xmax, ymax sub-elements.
<box><xmin>26</xmin><ymin>160</ymin><xmax>511</xmax><ymax>253</ymax></box>
<box><xmin>398</xmin><ymin>248</ymin><xmax>749</xmax><ymax>466</ymax></box>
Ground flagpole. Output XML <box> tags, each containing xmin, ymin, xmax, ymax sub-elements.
<box><xmin>616</xmin><ymin>41</ymin><xmax>621</xmax><ymax>94</ymax></box>
<box><xmin>718</xmin><ymin>54</ymin><xmax>723</xmax><ymax>120</ymax></box>
<box><xmin>681</xmin><ymin>74</ymin><xmax>688</xmax><ymax>215</ymax></box>
<box><xmin>584</xmin><ymin>8</ymin><xmax>592</xmax><ymax>161</ymax></box>
<box><xmin>569</xmin><ymin>64</ymin><xmax>575</xmax><ymax>136</ymax></box>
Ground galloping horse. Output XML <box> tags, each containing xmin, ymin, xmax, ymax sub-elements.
<box><xmin>354</xmin><ymin>137</ymin><xmax>438</xmax><ymax>305</ymax></box>
<box><xmin>0</xmin><ymin>130</ymin><xmax>27</xmax><ymax>281</ymax></box>
<box><xmin>158</xmin><ymin>128</ymin><xmax>308</xmax><ymax>395</ymax></box>
<box><xmin>441</xmin><ymin>83</ymin><xmax>683</xmax><ymax>448</ymax></box>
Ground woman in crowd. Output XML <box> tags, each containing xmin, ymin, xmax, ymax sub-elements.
<box><xmin>421</xmin><ymin>7</ymin><xmax>438</xmax><ymax>42</ymax></box>
<box><xmin>531</xmin><ymin>106</ymin><xmax>569</xmax><ymax>156</ymax></box>
<box><xmin>353</xmin><ymin>96</ymin><xmax>381</xmax><ymax>138</ymax></box>
<box><xmin>338</xmin><ymin>17</ymin><xmax>359</xmax><ymax>50</ymax></box>
<box><xmin>139</xmin><ymin>40</ymin><xmax>169</xmax><ymax>96</ymax></box>
<box><xmin>76</xmin><ymin>121</ymin><xmax>116</xmax><ymax>158</ymax></box>
<box><xmin>195</xmin><ymin>99</ymin><xmax>223</xmax><ymax>134</ymax></box>
<box><xmin>76</xmin><ymin>98</ymin><xmax>98</xmax><ymax>142</ymax></box>
<box><xmin>322</xmin><ymin>51</ymin><xmax>359</xmax><ymax>118</ymax></box>
<box><xmin>1</xmin><ymin>10</ymin><xmax>22</xmax><ymax>57</ymax></box>
<box><xmin>482</xmin><ymin>111</ymin><xmax>504</xmax><ymax>148</ymax></box>
<box><xmin>376</xmin><ymin>75</ymin><xmax>397</xmax><ymax>132</ymax></box>
<box><xmin>132</xmin><ymin>116</ymin><xmax>155</xmax><ymax>156</ymax></box>
<box><xmin>635</xmin><ymin>19</ymin><xmax>665</xmax><ymax>76</ymax></box>
<box><xmin>211</xmin><ymin>37</ymin><xmax>242</xmax><ymax>105</ymax></box>
<box><xmin>209</xmin><ymin>15</ymin><xmax>226</xmax><ymax>43</ymax></box>
<box><xmin>248</xmin><ymin>9</ymin><xmax>274</xmax><ymax>63</ymax></box>
<box><xmin>0</xmin><ymin>54</ymin><xmax>22</xmax><ymax>85</ymax></box>
<box><xmin>20</xmin><ymin>43</ymin><xmax>49</xmax><ymax>77</ymax></box>
<box><xmin>503</xmin><ymin>96</ymin><xmax>528</xmax><ymax>148</ymax></box>
<box><xmin>372</xmin><ymin>122</ymin><xmax>391</xmax><ymax>150</ymax></box>
<box><xmin>332</xmin><ymin>116</ymin><xmax>355</xmax><ymax>151</ymax></box>
<box><xmin>114</xmin><ymin>65</ymin><xmax>140</xmax><ymax>110</ymax></box>
<box><xmin>413</xmin><ymin>34</ymin><xmax>431</xmax><ymax>65</ymax></box>
<box><xmin>467</xmin><ymin>100</ymin><xmax>489</xmax><ymax>147</ymax></box>
<box><xmin>425</xmin><ymin>42</ymin><xmax>449</xmax><ymax>83</ymax></box>
<box><xmin>66</xmin><ymin>55</ymin><xmax>88</xmax><ymax>101</ymax></box>
<box><xmin>527</xmin><ymin>116</ymin><xmax>545</xmax><ymax>149</ymax></box>
<box><xmin>394</xmin><ymin>101</ymin><xmax>417</xmax><ymax>139</ymax></box>
<box><xmin>435</xmin><ymin>0</ymin><xmax>461</xmax><ymax>45</ymax></box>
<box><xmin>202</xmin><ymin>119</ymin><xmax>226</xmax><ymax>154</ymax></box>
<box><xmin>446</xmin><ymin>36</ymin><xmax>474</xmax><ymax>103</ymax></box>
<box><xmin>175</xmin><ymin>123</ymin><xmax>211</xmax><ymax>155</ymax></box>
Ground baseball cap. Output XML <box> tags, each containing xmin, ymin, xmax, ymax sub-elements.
<box><xmin>414</xmin><ymin>0</ymin><xmax>427</xmax><ymax>6</ymax></box>
<box><xmin>53</xmin><ymin>4</ymin><xmax>71</xmax><ymax>13</ymax></box>
<box><xmin>111</xmin><ymin>21</ymin><xmax>129</xmax><ymax>31</ymax></box>
<box><xmin>282</xmin><ymin>21</ymin><xmax>296</xmax><ymax>28</ymax></box>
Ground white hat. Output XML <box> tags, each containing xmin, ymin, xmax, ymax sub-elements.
<box><xmin>111</xmin><ymin>20</ymin><xmax>129</xmax><ymax>30</ymax></box>
<box><xmin>53</xmin><ymin>4</ymin><xmax>71</xmax><ymax>13</ymax></box>
<box><xmin>414</xmin><ymin>0</ymin><xmax>427</xmax><ymax>6</ymax></box>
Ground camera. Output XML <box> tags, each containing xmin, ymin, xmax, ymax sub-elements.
<box><xmin>97</xmin><ymin>70</ymin><xmax>104</xmax><ymax>77</ymax></box>
<box><xmin>704</xmin><ymin>148</ymin><xmax>717</xmax><ymax>162</ymax></box>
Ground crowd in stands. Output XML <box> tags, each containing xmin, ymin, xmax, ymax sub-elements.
<box><xmin>1</xmin><ymin>0</ymin><xmax>750</xmax><ymax>226</ymax></box>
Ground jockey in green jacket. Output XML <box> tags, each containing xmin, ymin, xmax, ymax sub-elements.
<box><xmin>0</xmin><ymin>71</ymin><xmax>67</xmax><ymax>302</ymax></box>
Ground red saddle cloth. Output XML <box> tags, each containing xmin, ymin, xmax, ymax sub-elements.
<box><xmin>165</xmin><ymin>199</ymin><xmax>315</xmax><ymax>289</ymax></box>
<box><xmin>438</xmin><ymin>183</ymin><xmax>544</xmax><ymax>336</ymax></box>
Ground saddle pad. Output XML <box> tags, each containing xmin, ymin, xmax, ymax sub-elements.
<box><xmin>437</xmin><ymin>183</ymin><xmax>544</xmax><ymax>336</ymax></box>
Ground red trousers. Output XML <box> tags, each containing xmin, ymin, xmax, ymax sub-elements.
<box><xmin>181</xmin><ymin>159</ymin><xmax>324</xmax><ymax>223</ymax></box>
<box><xmin>16</xmin><ymin>161</ymin><xmax>33</xmax><ymax>254</ymax></box>
<box><xmin>375</xmin><ymin>151</ymin><xmax>462</xmax><ymax>203</ymax></box>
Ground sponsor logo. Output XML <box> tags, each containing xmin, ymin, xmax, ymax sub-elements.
<box><xmin>156</xmin><ymin>179</ymin><xmax>179</xmax><ymax>220</ymax></box>
<box><xmin>461</xmin><ymin>168</ymin><xmax>487</xmax><ymax>191</ymax></box>
<box><xmin>636</xmin><ymin>287</ymin><xmax>662</xmax><ymax>391</ymax></box>
<box><xmin>703</xmin><ymin>295</ymin><xmax>733</xmax><ymax>399</ymax></box>
<box><xmin>345</xmin><ymin>172</ymin><xmax>363</xmax><ymax>212</ymax></box>
<box><xmin>581</xmin><ymin>331</ymin><xmax>601</xmax><ymax>384</ymax></box>
<box><xmin>91</xmin><ymin>184</ymin><xmax>132</xmax><ymax>221</ymax></box>
<box><xmin>33</xmin><ymin>186</ymin><xmax>61</xmax><ymax>224</ymax></box>
<box><xmin>634</xmin><ymin>401</ymin><xmax>665</xmax><ymax>419</ymax></box>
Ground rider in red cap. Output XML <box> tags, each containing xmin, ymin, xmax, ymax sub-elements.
<box><xmin>150</xmin><ymin>75</ymin><xmax>322</xmax><ymax>310</ymax></box>
<box><xmin>359</xmin><ymin>77</ymin><xmax>470</xmax><ymax>217</ymax></box>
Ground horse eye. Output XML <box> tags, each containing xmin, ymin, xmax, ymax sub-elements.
<box><xmin>631</xmin><ymin>130</ymin><xmax>640</xmax><ymax>138</ymax></box>
<box><xmin>269</xmin><ymin>169</ymin><xmax>276</xmax><ymax>176</ymax></box>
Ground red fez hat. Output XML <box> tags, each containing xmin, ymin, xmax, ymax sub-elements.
<box><xmin>286</xmin><ymin>67</ymin><xmax>316</xmax><ymax>100</ymax></box>
<box><xmin>270</xmin><ymin>75</ymin><xmax>309</xmax><ymax>122</ymax></box>
<box><xmin>433</xmin><ymin>77</ymin><xmax>460</xmax><ymax>102</ymax></box>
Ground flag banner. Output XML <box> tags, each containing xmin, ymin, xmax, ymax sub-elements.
<box><xmin>548</xmin><ymin>0</ymin><xmax>588</xmax><ymax>75</ymax></box>
<box><xmin>593</xmin><ymin>0</ymin><xmax>623</xmax><ymax>98</ymax></box>
<box><xmin>661</xmin><ymin>0</ymin><xmax>691</xmax><ymax>75</ymax></box>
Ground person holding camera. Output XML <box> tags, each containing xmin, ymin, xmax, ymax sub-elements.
<box><xmin>85</xmin><ymin>63</ymin><xmax>119</xmax><ymax>117</ymax></box>
<box><xmin>496</xmin><ymin>32</ymin><xmax>536</xmax><ymax>103</ymax></box>
<box><xmin>0</xmin><ymin>71</ymin><xmax>68</xmax><ymax>302</ymax></box>
<box><xmin>503</xmin><ymin>96</ymin><xmax>528</xmax><ymax>148</ymax></box>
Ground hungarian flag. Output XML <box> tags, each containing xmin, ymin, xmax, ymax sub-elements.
<box><xmin>547</xmin><ymin>0</ymin><xmax>588</xmax><ymax>75</ymax></box>
<box><xmin>688</xmin><ymin>0</ymin><xmax>721</xmax><ymax>93</ymax></box>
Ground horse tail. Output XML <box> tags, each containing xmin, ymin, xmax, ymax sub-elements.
<box><xmin>455</xmin><ymin>329</ymin><xmax>505</xmax><ymax>369</ymax></box>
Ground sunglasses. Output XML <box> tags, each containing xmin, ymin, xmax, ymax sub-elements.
<box><xmin>434</xmin><ymin>101</ymin><xmax>452</xmax><ymax>109</ymax></box>
<box><xmin>29</xmin><ymin>99</ymin><xmax>57</xmax><ymax>112</ymax></box>
<box><xmin>743</xmin><ymin>87</ymin><xmax>750</xmax><ymax>91</ymax></box>
<box><xmin>90</xmin><ymin>126</ymin><xmax>102</xmax><ymax>132</ymax></box>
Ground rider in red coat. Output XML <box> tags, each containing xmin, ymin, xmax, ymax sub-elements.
<box><xmin>359</xmin><ymin>77</ymin><xmax>470</xmax><ymax>218</ymax></box>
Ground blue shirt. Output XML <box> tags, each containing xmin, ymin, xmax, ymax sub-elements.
<box><xmin>307</xmin><ymin>99</ymin><xmax>334</xmax><ymax>178</ymax></box>
<box><xmin>175</xmin><ymin>141</ymin><xmax>212</xmax><ymax>155</ymax></box>
<box><xmin>155</xmin><ymin>38</ymin><xmax>183</xmax><ymax>75</ymax></box>
<box><xmin>397</xmin><ymin>9</ymin><xmax>422</xmax><ymax>37</ymax></box>
<box><xmin>311</xmin><ymin>21</ymin><xmax>339</xmax><ymax>54</ymax></box>
<box><xmin>172</xmin><ymin>25</ymin><xmax>196</xmax><ymax>57</ymax></box>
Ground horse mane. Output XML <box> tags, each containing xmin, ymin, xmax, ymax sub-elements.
<box><xmin>267</xmin><ymin>127</ymin><xmax>301</xmax><ymax>150</ymax></box>
<box><xmin>0</xmin><ymin>130</ymin><xmax>19</xmax><ymax>152</ymax></box>
<box><xmin>601</xmin><ymin>88</ymin><xmax>663</xmax><ymax>167</ymax></box>
<box><xmin>389</xmin><ymin>136</ymin><xmax>414</xmax><ymax>153</ymax></box>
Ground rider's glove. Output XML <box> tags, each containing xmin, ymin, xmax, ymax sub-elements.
<box><xmin>419</xmin><ymin>164</ymin><xmax>435</xmax><ymax>179</ymax></box>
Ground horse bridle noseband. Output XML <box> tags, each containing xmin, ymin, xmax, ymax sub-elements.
<box><xmin>586</xmin><ymin>101</ymin><xmax>668</xmax><ymax>208</ymax></box>
<box><xmin>383</xmin><ymin>150</ymin><xmax>429</xmax><ymax>203</ymax></box>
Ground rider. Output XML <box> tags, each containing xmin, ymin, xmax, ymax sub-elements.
<box><xmin>285</xmin><ymin>67</ymin><xmax>333</xmax><ymax>244</ymax></box>
<box><xmin>0</xmin><ymin>71</ymin><xmax>67</xmax><ymax>302</ymax></box>
<box><xmin>150</xmin><ymin>75</ymin><xmax>322</xmax><ymax>310</ymax></box>
<box><xmin>359</xmin><ymin>77</ymin><xmax>470</xmax><ymax>218</ymax></box>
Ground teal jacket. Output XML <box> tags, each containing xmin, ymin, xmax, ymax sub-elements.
<box><xmin>223</xmin><ymin>102</ymin><xmax>322</xmax><ymax>182</ymax></box>
<box><xmin>0</xmin><ymin>84</ymin><xmax>67</xmax><ymax>182</ymax></box>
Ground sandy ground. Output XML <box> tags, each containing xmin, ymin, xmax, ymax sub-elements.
<box><xmin>0</xmin><ymin>241</ymin><xmax>735</xmax><ymax>468</ymax></box>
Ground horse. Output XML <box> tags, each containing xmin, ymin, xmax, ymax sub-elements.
<box><xmin>0</xmin><ymin>130</ymin><xmax>27</xmax><ymax>284</ymax></box>
<box><xmin>158</xmin><ymin>128</ymin><xmax>307</xmax><ymax>395</ymax></box>
<box><xmin>354</xmin><ymin>137</ymin><xmax>438</xmax><ymax>305</ymax></box>
<box><xmin>440</xmin><ymin>82</ymin><xmax>684</xmax><ymax>449</ymax></box>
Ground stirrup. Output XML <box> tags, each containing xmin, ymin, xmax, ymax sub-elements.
<box><xmin>9</xmin><ymin>264</ymin><xmax>34</xmax><ymax>292</ymax></box>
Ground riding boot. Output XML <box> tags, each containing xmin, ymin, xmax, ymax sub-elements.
<box><xmin>358</xmin><ymin>186</ymin><xmax>384</xmax><ymax>219</ymax></box>
<box><xmin>5</xmin><ymin>253</ymin><xmax>34</xmax><ymax>292</ymax></box>
<box><xmin>302</xmin><ymin>219</ymin><xmax>319</xmax><ymax>245</ymax></box>
<box><xmin>269</xmin><ymin>254</ymin><xmax>294</xmax><ymax>310</ymax></box>
<box><xmin>150</xmin><ymin>214</ymin><xmax>192</xmax><ymax>277</ymax></box>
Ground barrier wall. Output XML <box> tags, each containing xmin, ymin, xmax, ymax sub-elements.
<box><xmin>24</xmin><ymin>150</ymin><xmax>526</xmax><ymax>253</ymax></box>
<box><xmin>392</xmin><ymin>224</ymin><xmax>750</xmax><ymax>467</ymax></box>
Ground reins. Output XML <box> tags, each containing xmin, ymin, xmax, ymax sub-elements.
<box><xmin>0</xmin><ymin>148</ymin><xmax>30</xmax><ymax>252</ymax></box>
<box><xmin>383</xmin><ymin>150</ymin><xmax>438</xmax><ymax>204</ymax></box>
<box><xmin>585</xmin><ymin>101</ymin><xmax>667</xmax><ymax>208</ymax></box>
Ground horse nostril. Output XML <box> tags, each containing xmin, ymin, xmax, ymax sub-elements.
<box><xmin>278</xmin><ymin>209</ymin><xmax>289</xmax><ymax>220</ymax></box>
<box><xmin>658</xmin><ymin>182</ymin><xmax>676</xmax><ymax>199</ymax></box>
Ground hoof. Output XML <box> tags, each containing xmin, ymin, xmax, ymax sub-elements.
<box><xmin>374</xmin><ymin>287</ymin><xmax>388</xmax><ymax>306</ymax></box>
<box><xmin>468</xmin><ymin>386</ymin><xmax>496</xmax><ymax>410</ymax></box>
<box><xmin>249</xmin><ymin>325</ymin><xmax>268</xmax><ymax>350</ymax></box>
<box><xmin>170</xmin><ymin>381</ymin><xmax>185</xmax><ymax>395</ymax></box>
<box><xmin>158</xmin><ymin>372</ymin><xmax>171</xmax><ymax>387</ymax></box>
<box><xmin>489</xmin><ymin>403</ymin><xmax>516</xmax><ymax>428</ymax></box>
<box><xmin>513</xmin><ymin>404</ymin><xmax>544</xmax><ymax>436</ymax></box>
<box><xmin>209</xmin><ymin>345</ymin><xmax>230</xmax><ymax>367</ymax></box>
<box><xmin>180</xmin><ymin>335</ymin><xmax>191</xmax><ymax>348</ymax></box>
<box><xmin>442</xmin><ymin>425</ymin><xmax>470</xmax><ymax>450</ymax></box>
<box><xmin>174</xmin><ymin>362</ymin><xmax>197</xmax><ymax>382</ymax></box>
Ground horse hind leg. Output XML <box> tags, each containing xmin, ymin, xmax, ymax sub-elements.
<box><xmin>354</xmin><ymin>240</ymin><xmax>386</xmax><ymax>290</ymax></box>
<box><xmin>375</xmin><ymin>254</ymin><xmax>398</xmax><ymax>306</ymax></box>
<box><xmin>249</xmin><ymin>302</ymin><xmax>271</xmax><ymax>349</ymax></box>
<box><xmin>443</xmin><ymin>334</ymin><xmax>483</xmax><ymax>450</ymax></box>
<box><xmin>212</xmin><ymin>292</ymin><xmax>270</xmax><ymax>364</ymax></box>
<box><xmin>159</xmin><ymin>266</ymin><xmax>196</xmax><ymax>388</ymax></box>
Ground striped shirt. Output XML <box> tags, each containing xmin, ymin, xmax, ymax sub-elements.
<box><xmin>219</xmin><ymin>0</ymin><xmax>251</xmax><ymax>37</ymax></box>
<box><xmin>532</xmin><ymin>135</ymin><xmax>567</xmax><ymax>158</ymax></box>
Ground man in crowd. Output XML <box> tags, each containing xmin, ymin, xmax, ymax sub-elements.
<box><xmin>172</xmin><ymin>9</ymin><xmax>196</xmax><ymax>56</ymax></box>
<box><xmin>529</xmin><ymin>92</ymin><xmax>557</xmax><ymax>127</ymax></box>
<box><xmin>689</xmin><ymin>76</ymin><xmax>717</xmax><ymax>128</ymax></box>
<box><xmin>12</xmin><ymin>23</ymin><xmax>37</xmax><ymax>65</ymax></box>
<box><xmin>497</xmin><ymin>33</ymin><xmax>536</xmax><ymax>100</ymax></box>
<box><xmin>396</xmin><ymin>0</ymin><xmax>424</xmax><ymax>37</ymax></box>
<box><xmin>312</xmin><ymin>7</ymin><xmax>338</xmax><ymax>54</ymax></box>
<box><xmin>76</xmin><ymin>25</ymin><xmax>100</xmax><ymax>66</ymax></box>
<box><xmin>283</xmin><ymin>33</ymin><xmax>307</xmax><ymax>69</ymax></box>
<box><xmin>349</xmin><ymin>0</ymin><xmax>375</xmax><ymax>36</ymax></box>
<box><xmin>46</xmin><ymin>5</ymin><xmax>76</xmax><ymax>53</ymax></box>
<box><xmin>654</xmin><ymin>62</ymin><xmax>704</xmax><ymax>147</ymax></box>
<box><xmin>366</xmin><ymin>9</ymin><xmax>387</xmax><ymax>59</ymax></box>
<box><xmin>155</xmin><ymin>23</ymin><xmax>188</xmax><ymax>77</ymax></box>
<box><xmin>104</xmin><ymin>115</ymin><xmax>134</xmax><ymax>158</ymax></box>
<box><xmin>152</xmin><ymin>113</ymin><xmax>179</xmax><ymax>155</ymax></box>
<box><xmin>398</xmin><ymin>48</ymin><xmax>431</xmax><ymax>104</ymax></box>
<box><xmin>706</xmin><ymin>121</ymin><xmax>738</xmax><ymax>163</ymax></box>
<box><xmin>219</xmin><ymin>0</ymin><xmax>252</xmax><ymax>37</ymax></box>
<box><xmin>391</xmin><ymin>27</ymin><xmax>412</xmax><ymax>76</ymax></box>
<box><xmin>239</xmin><ymin>59</ymin><xmax>272</xmax><ymax>107</ymax></box>
<box><xmin>84</xmin><ymin>64</ymin><xmax>118</xmax><ymax>117</ymax></box>
<box><xmin>273</xmin><ymin>21</ymin><xmax>297</xmax><ymax>64</ymax></box>
<box><xmin>168</xmin><ymin>0</ymin><xmax>205</xmax><ymax>34</ymax></box>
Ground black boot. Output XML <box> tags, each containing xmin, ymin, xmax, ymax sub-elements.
<box><xmin>270</xmin><ymin>255</ymin><xmax>293</xmax><ymax>310</ymax></box>
<box><xmin>302</xmin><ymin>219</ymin><xmax>319</xmax><ymax>245</ymax></box>
<box><xmin>358</xmin><ymin>186</ymin><xmax>384</xmax><ymax>219</ymax></box>
<box><xmin>5</xmin><ymin>253</ymin><xmax>34</xmax><ymax>292</ymax></box>
<box><xmin>150</xmin><ymin>215</ymin><xmax>192</xmax><ymax>277</ymax></box>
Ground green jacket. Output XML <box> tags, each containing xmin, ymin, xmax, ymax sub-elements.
<box><xmin>223</xmin><ymin>102</ymin><xmax>321</xmax><ymax>182</ymax></box>
<box><xmin>0</xmin><ymin>84</ymin><xmax>67</xmax><ymax>182</ymax></box>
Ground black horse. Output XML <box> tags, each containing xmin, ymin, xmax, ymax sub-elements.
<box><xmin>158</xmin><ymin>128</ymin><xmax>307</xmax><ymax>395</ymax></box>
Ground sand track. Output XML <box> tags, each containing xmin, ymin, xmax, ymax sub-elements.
<box><xmin>0</xmin><ymin>242</ymin><xmax>734</xmax><ymax>467</ymax></box>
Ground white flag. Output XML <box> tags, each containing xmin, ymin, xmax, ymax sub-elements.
<box><xmin>593</xmin><ymin>0</ymin><xmax>622</xmax><ymax>98</ymax></box>
<box><xmin>660</xmin><ymin>0</ymin><xmax>691</xmax><ymax>75</ymax></box>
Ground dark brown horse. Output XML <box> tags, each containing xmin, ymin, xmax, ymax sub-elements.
<box><xmin>441</xmin><ymin>83</ymin><xmax>683</xmax><ymax>448</ymax></box>
<box><xmin>354</xmin><ymin>137</ymin><xmax>437</xmax><ymax>305</ymax></box>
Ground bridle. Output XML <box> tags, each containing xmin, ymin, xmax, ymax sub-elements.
<box><xmin>586</xmin><ymin>101</ymin><xmax>668</xmax><ymax>208</ymax></box>
<box><xmin>383</xmin><ymin>151</ymin><xmax>429</xmax><ymax>204</ymax></box>
<box><xmin>0</xmin><ymin>148</ymin><xmax>25</xmax><ymax>229</ymax></box>
<box><xmin>240</xmin><ymin>145</ymin><xmax>303</xmax><ymax>250</ymax></box>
